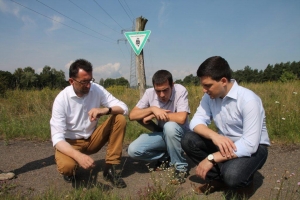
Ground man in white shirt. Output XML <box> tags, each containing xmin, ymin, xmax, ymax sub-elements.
<box><xmin>127</xmin><ymin>70</ymin><xmax>190</xmax><ymax>184</ymax></box>
<box><xmin>50</xmin><ymin>59</ymin><xmax>128</xmax><ymax>188</ymax></box>
<box><xmin>181</xmin><ymin>56</ymin><xmax>270</xmax><ymax>195</ymax></box>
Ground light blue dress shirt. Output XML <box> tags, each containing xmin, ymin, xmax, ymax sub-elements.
<box><xmin>190</xmin><ymin>80</ymin><xmax>270</xmax><ymax>157</ymax></box>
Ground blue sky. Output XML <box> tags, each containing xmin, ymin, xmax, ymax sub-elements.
<box><xmin>0</xmin><ymin>0</ymin><xmax>299</xmax><ymax>85</ymax></box>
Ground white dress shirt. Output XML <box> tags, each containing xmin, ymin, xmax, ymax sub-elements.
<box><xmin>50</xmin><ymin>83</ymin><xmax>128</xmax><ymax>146</ymax></box>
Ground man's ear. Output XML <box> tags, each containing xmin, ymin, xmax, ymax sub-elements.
<box><xmin>220</xmin><ymin>77</ymin><xmax>228</xmax><ymax>85</ymax></box>
<box><xmin>69</xmin><ymin>78</ymin><xmax>74</xmax><ymax>85</ymax></box>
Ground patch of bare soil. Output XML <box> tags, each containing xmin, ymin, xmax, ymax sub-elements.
<box><xmin>1</xmin><ymin>140</ymin><xmax>300</xmax><ymax>199</ymax></box>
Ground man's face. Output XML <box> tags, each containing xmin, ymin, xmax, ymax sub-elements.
<box><xmin>69</xmin><ymin>69</ymin><xmax>93</xmax><ymax>97</ymax></box>
<box><xmin>154</xmin><ymin>80</ymin><xmax>173</xmax><ymax>103</ymax></box>
<box><xmin>200</xmin><ymin>76</ymin><xmax>227</xmax><ymax>99</ymax></box>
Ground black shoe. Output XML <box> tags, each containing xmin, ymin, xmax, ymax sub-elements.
<box><xmin>63</xmin><ymin>175</ymin><xmax>74</xmax><ymax>183</ymax></box>
<box><xmin>170</xmin><ymin>170</ymin><xmax>189</xmax><ymax>185</ymax></box>
<box><xmin>103</xmin><ymin>165</ymin><xmax>127</xmax><ymax>188</ymax></box>
<box><xmin>154</xmin><ymin>157</ymin><xmax>170</xmax><ymax>171</ymax></box>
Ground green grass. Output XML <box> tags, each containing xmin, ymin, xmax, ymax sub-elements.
<box><xmin>1</xmin><ymin>81</ymin><xmax>300</xmax><ymax>143</ymax></box>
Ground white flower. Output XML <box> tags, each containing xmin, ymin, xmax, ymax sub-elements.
<box><xmin>282</xmin><ymin>118</ymin><xmax>286</xmax><ymax>120</ymax></box>
<box><xmin>275</xmin><ymin>101</ymin><xmax>280</xmax><ymax>104</ymax></box>
<box><xmin>293</xmin><ymin>92</ymin><xmax>297</xmax><ymax>95</ymax></box>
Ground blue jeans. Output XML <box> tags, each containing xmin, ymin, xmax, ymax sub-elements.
<box><xmin>181</xmin><ymin>131</ymin><xmax>268</xmax><ymax>189</ymax></box>
<box><xmin>128</xmin><ymin>121</ymin><xmax>188</xmax><ymax>172</ymax></box>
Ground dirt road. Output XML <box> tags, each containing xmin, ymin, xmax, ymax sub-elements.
<box><xmin>1</xmin><ymin>140</ymin><xmax>300</xmax><ymax>199</ymax></box>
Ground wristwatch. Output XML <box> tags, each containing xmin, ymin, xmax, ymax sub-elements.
<box><xmin>207</xmin><ymin>154</ymin><xmax>217</xmax><ymax>165</ymax></box>
<box><xmin>106</xmin><ymin>107</ymin><xmax>112</xmax><ymax>115</ymax></box>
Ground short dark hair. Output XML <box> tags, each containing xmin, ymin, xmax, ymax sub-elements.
<box><xmin>197</xmin><ymin>56</ymin><xmax>231</xmax><ymax>81</ymax></box>
<box><xmin>69</xmin><ymin>59</ymin><xmax>93</xmax><ymax>78</ymax></box>
<box><xmin>152</xmin><ymin>70</ymin><xmax>173</xmax><ymax>87</ymax></box>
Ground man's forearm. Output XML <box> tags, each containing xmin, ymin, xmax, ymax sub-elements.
<box><xmin>55</xmin><ymin>140</ymin><xmax>80</xmax><ymax>160</ymax></box>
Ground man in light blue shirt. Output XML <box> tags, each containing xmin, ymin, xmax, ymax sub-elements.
<box><xmin>128</xmin><ymin>70</ymin><xmax>190</xmax><ymax>184</ymax></box>
<box><xmin>181</xmin><ymin>56</ymin><xmax>270</xmax><ymax>195</ymax></box>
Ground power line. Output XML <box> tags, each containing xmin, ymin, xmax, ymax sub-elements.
<box><xmin>36</xmin><ymin>0</ymin><xmax>115</xmax><ymax>41</ymax></box>
<box><xmin>93</xmin><ymin>0</ymin><xmax>124</xmax><ymax>30</ymax></box>
<box><xmin>122</xmin><ymin>0</ymin><xmax>135</xmax><ymax>20</ymax></box>
<box><xmin>10</xmin><ymin>0</ymin><xmax>113</xmax><ymax>43</ymax></box>
<box><xmin>118</xmin><ymin>0</ymin><xmax>133</xmax><ymax>23</ymax></box>
<box><xmin>68</xmin><ymin>0</ymin><xmax>119</xmax><ymax>34</ymax></box>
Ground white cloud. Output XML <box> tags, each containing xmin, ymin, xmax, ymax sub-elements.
<box><xmin>21</xmin><ymin>15</ymin><xmax>36</xmax><ymax>30</ymax></box>
<box><xmin>158</xmin><ymin>2</ymin><xmax>170</xmax><ymax>27</ymax></box>
<box><xmin>93</xmin><ymin>63</ymin><xmax>122</xmax><ymax>79</ymax></box>
<box><xmin>47</xmin><ymin>15</ymin><xmax>63</xmax><ymax>32</ymax></box>
<box><xmin>0</xmin><ymin>0</ymin><xmax>20</xmax><ymax>17</ymax></box>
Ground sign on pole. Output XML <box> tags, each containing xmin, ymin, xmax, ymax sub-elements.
<box><xmin>124</xmin><ymin>30</ymin><xmax>151</xmax><ymax>55</ymax></box>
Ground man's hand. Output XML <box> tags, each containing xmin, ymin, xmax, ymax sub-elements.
<box><xmin>196</xmin><ymin>159</ymin><xmax>214</xmax><ymax>180</ymax></box>
<box><xmin>75</xmin><ymin>153</ymin><xmax>95</xmax><ymax>170</ymax></box>
<box><xmin>88</xmin><ymin>108</ymin><xmax>108</xmax><ymax>121</ymax></box>
<box><xmin>143</xmin><ymin>114</ymin><xmax>155</xmax><ymax>124</ymax></box>
<box><xmin>151</xmin><ymin>107</ymin><xmax>170</xmax><ymax>121</ymax></box>
<box><xmin>211</xmin><ymin>134</ymin><xmax>237</xmax><ymax>158</ymax></box>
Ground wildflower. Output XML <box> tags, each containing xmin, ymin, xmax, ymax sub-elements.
<box><xmin>277</xmin><ymin>179</ymin><xmax>281</xmax><ymax>183</ymax></box>
<box><xmin>275</xmin><ymin>101</ymin><xmax>280</xmax><ymax>104</ymax></box>
<box><xmin>282</xmin><ymin>118</ymin><xmax>286</xmax><ymax>120</ymax></box>
<box><xmin>293</xmin><ymin>92</ymin><xmax>297</xmax><ymax>95</ymax></box>
<box><xmin>298</xmin><ymin>182</ymin><xmax>300</xmax><ymax>186</ymax></box>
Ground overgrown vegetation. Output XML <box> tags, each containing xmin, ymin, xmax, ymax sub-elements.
<box><xmin>1</xmin><ymin>81</ymin><xmax>299</xmax><ymax>143</ymax></box>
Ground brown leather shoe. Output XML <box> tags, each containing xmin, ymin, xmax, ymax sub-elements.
<box><xmin>193</xmin><ymin>180</ymin><xmax>226</xmax><ymax>195</ymax></box>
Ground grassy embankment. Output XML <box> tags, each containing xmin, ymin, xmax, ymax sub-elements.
<box><xmin>1</xmin><ymin>81</ymin><xmax>299</xmax><ymax>143</ymax></box>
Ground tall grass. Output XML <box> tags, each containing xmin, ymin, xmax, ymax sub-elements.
<box><xmin>0</xmin><ymin>81</ymin><xmax>299</xmax><ymax>143</ymax></box>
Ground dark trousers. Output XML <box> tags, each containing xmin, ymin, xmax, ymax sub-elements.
<box><xmin>181</xmin><ymin>131</ymin><xmax>268</xmax><ymax>189</ymax></box>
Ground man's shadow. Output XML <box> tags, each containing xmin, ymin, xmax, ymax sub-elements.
<box><xmin>13</xmin><ymin>155</ymin><xmax>55</xmax><ymax>175</ymax></box>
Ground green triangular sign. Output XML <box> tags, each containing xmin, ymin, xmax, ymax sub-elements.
<box><xmin>124</xmin><ymin>30</ymin><xmax>151</xmax><ymax>55</ymax></box>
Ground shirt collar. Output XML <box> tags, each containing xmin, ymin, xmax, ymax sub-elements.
<box><xmin>69</xmin><ymin>82</ymin><xmax>95</xmax><ymax>98</ymax></box>
<box><xmin>225</xmin><ymin>79</ymin><xmax>238</xmax><ymax>100</ymax></box>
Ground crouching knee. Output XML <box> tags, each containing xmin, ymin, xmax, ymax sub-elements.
<box><xmin>57</xmin><ymin>161</ymin><xmax>77</xmax><ymax>176</ymax></box>
<box><xmin>223</xmin><ymin>173</ymin><xmax>253</xmax><ymax>189</ymax></box>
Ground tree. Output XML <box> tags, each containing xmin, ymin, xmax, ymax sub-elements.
<box><xmin>115</xmin><ymin>77</ymin><xmax>129</xmax><ymax>87</ymax></box>
<box><xmin>99</xmin><ymin>78</ymin><xmax>104</xmax><ymax>86</ymax></box>
<box><xmin>103</xmin><ymin>78</ymin><xmax>115</xmax><ymax>88</ymax></box>
<box><xmin>0</xmin><ymin>70</ymin><xmax>16</xmax><ymax>96</ymax></box>
<box><xmin>279</xmin><ymin>70</ymin><xmax>297</xmax><ymax>82</ymax></box>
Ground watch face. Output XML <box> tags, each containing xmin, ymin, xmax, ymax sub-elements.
<box><xmin>208</xmin><ymin>154</ymin><xmax>214</xmax><ymax>160</ymax></box>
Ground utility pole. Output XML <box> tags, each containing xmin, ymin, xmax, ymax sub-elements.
<box><xmin>118</xmin><ymin>22</ymin><xmax>137</xmax><ymax>88</ymax></box>
<box><xmin>135</xmin><ymin>16</ymin><xmax>148</xmax><ymax>98</ymax></box>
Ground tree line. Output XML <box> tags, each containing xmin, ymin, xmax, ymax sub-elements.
<box><xmin>175</xmin><ymin>61</ymin><xmax>300</xmax><ymax>85</ymax></box>
<box><xmin>1</xmin><ymin>60</ymin><xmax>299</xmax><ymax>95</ymax></box>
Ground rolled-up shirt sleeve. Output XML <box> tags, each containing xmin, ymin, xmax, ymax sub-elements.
<box><xmin>189</xmin><ymin>94</ymin><xmax>212</xmax><ymax>131</ymax></box>
<box><xmin>100</xmin><ymin>88</ymin><xmax>128</xmax><ymax>115</ymax></box>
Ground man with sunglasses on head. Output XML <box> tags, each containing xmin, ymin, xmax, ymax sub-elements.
<box><xmin>127</xmin><ymin>70</ymin><xmax>190</xmax><ymax>184</ymax></box>
<box><xmin>50</xmin><ymin>59</ymin><xmax>128</xmax><ymax>188</ymax></box>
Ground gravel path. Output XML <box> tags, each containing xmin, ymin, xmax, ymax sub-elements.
<box><xmin>1</xmin><ymin>139</ymin><xmax>300</xmax><ymax>199</ymax></box>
